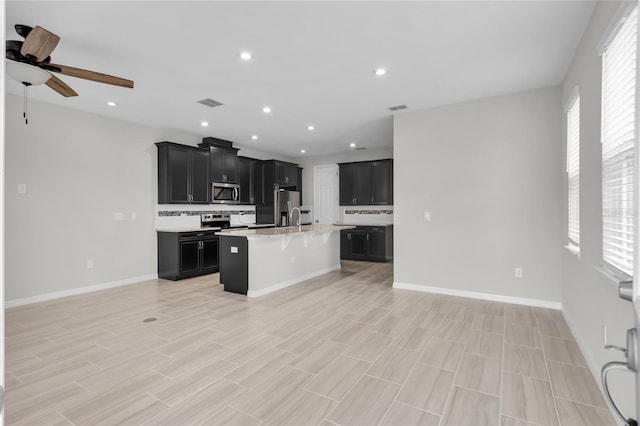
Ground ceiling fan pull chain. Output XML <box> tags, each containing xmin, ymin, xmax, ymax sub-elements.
<box><xmin>23</xmin><ymin>84</ymin><xmax>28</xmax><ymax>125</ymax></box>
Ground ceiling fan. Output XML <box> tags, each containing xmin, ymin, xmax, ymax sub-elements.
<box><xmin>5</xmin><ymin>24</ymin><xmax>134</xmax><ymax>97</ymax></box>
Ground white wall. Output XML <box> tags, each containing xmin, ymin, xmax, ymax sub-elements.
<box><xmin>561</xmin><ymin>0</ymin><xmax>636</xmax><ymax>415</ymax></box>
<box><xmin>393</xmin><ymin>86</ymin><xmax>563</xmax><ymax>305</ymax></box>
<box><xmin>4</xmin><ymin>94</ymin><xmax>289</xmax><ymax>303</ymax></box>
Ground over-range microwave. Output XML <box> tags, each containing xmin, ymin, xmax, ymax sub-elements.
<box><xmin>211</xmin><ymin>182</ymin><xmax>240</xmax><ymax>204</ymax></box>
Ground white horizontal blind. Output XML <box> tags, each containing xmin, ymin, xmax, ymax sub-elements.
<box><xmin>567</xmin><ymin>95</ymin><xmax>580</xmax><ymax>248</ymax></box>
<box><xmin>602</xmin><ymin>5</ymin><xmax>638</xmax><ymax>277</ymax></box>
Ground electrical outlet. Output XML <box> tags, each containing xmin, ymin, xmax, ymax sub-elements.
<box><xmin>87</xmin><ymin>259</ymin><xmax>94</xmax><ymax>269</ymax></box>
<box><xmin>515</xmin><ymin>267</ymin><xmax>523</xmax><ymax>278</ymax></box>
<box><xmin>114</xmin><ymin>212</ymin><xmax>124</xmax><ymax>221</ymax></box>
<box><xmin>424</xmin><ymin>211</ymin><xmax>431</xmax><ymax>222</ymax></box>
<box><xmin>17</xmin><ymin>183</ymin><xmax>27</xmax><ymax>194</ymax></box>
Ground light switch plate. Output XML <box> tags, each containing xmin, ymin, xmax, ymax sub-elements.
<box><xmin>130</xmin><ymin>212</ymin><xmax>137</xmax><ymax>221</ymax></box>
<box><xmin>18</xmin><ymin>184</ymin><xmax>27</xmax><ymax>194</ymax></box>
<box><xmin>114</xmin><ymin>212</ymin><xmax>124</xmax><ymax>221</ymax></box>
<box><xmin>424</xmin><ymin>211</ymin><xmax>431</xmax><ymax>221</ymax></box>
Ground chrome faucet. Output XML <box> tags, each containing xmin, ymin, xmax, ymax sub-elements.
<box><xmin>290</xmin><ymin>206</ymin><xmax>301</xmax><ymax>231</ymax></box>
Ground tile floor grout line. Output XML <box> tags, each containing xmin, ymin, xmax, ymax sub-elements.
<box><xmin>537</xmin><ymin>307</ymin><xmax>563</xmax><ymax>426</ymax></box>
<box><xmin>436</xmin><ymin>309</ymin><xmax>474</xmax><ymax>426</ymax></box>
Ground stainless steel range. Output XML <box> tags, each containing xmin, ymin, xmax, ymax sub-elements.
<box><xmin>200</xmin><ymin>213</ymin><xmax>231</xmax><ymax>229</ymax></box>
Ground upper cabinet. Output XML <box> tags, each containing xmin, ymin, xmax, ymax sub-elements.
<box><xmin>238</xmin><ymin>156</ymin><xmax>264</xmax><ymax>205</ymax></box>
<box><xmin>338</xmin><ymin>159</ymin><xmax>393</xmax><ymax>206</ymax></box>
<box><xmin>371</xmin><ymin>160</ymin><xmax>393</xmax><ymax>205</ymax></box>
<box><xmin>198</xmin><ymin>137</ymin><xmax>238</xmax><ymax>183</ymax></box>
<box><xmin>156</xmin><ymin>141</ymin><xmax>210</xmax><ymax>204</ymax></box>
<box><xmin>273</xmin><ymin>161</ymin><xmax>298</xmax><ymax>186</ymax></box>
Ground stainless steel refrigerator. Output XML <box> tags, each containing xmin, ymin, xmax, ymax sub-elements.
<box><xmin>275</xmin><ymin>189</ymin><xmax>300</xmax><ymax>227</ymax></box>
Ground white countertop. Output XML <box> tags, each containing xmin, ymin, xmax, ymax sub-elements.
<box><xmin>156</xmin><ymin>226</ymin><xmax>221</xmax><ymax>233</ymax></box>
<box><xmin>336</xmin><ymin>223</ymin><xmax>394</xmax><ymax>227</ymax></box>
<box><xmin>217</xmin><ymin>224</ymin><xmax>355</xmax><ymax>239</ymax></box>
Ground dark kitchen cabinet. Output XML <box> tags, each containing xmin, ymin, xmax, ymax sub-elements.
<box><xmin>238</xmin><ymin>156</ymin><xmax>264</xmax><ymax>205</ymax></box>
<box><xmin>156</xmin><ymin>141</ymin><xmax>209</xmax><ymax>204</ymax></box>
<box><xmin>274</xmin><ymin>161</ymin><xmax>298</xmax><ymax>186</ymax></box>
<box><xmin>199</xmin><ymin>137</ymin><xmax>239</xmax><ymax>183</ymax></box>
<box><xmin>157</xmin><ymin>230</ymin><xmax>219</xmax><ymax>280</ymax></box>
<box><xmin>339</xmin><ymin>162</ymin><xmax>371</xmax><ymax>205</ymax></box>
<box><xmin>338</xmin><ymin>159</ymin><xmax>393</xmax><ymax>206</ymax></box>
<box><xmin>371</xmin><ymin>160</ymin><xmax>393</xmax><ymax>205</ymax></box>
<box><xmin>340</xmin><ymin>225</ymin><xmax>393</xmax><ymax>262</ymax></box>
<box><xmin>207</xmin><ymin>145</ymin><xmax>238</xmax><ymax>183</ymax></box>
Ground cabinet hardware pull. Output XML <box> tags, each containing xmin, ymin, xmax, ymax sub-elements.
<box><xmin>367</xmin><ymin>234</ymin><xmax>369</xmax><ymax>241</ymax></box>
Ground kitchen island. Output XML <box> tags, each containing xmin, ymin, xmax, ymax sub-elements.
<box><xmin>216</xmin><ymin>224</ymin><xmax>354</xmax><ymax>297</ymax></box>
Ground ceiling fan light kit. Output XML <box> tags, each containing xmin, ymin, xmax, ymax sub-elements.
<box><xmin>5</xmin><ymin>60</ymin><xmax>51</xmax><ymax>85</ymax></box>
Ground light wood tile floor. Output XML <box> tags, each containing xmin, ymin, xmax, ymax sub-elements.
<box><xmin>6</xmin><ymin>260</ymin><xmax>615</xmax><ymax>425</ymax></box>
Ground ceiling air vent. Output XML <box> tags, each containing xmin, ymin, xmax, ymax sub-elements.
<box><xmin>197</xmin><ymin>98</ymin><xmax>224</xmax><ymax>108</ymax></box>
<box><xmin>388</xmin><ymin>104</ymin><xmax>407</xmax><ymax>111</ymax></box>
<box><xmin>355</xmin><ymin>147</ymin><xmax>367</xmax><ymax>150</ymax></box>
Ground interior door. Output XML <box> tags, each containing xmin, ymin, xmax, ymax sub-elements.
<box><xmin>314</xmin><ymin>165</ymin><xmax>339</xmax><ymax>224</ymax></box>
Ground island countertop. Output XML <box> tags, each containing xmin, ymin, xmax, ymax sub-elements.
<box><xmin>216</xmin><ymin>224</ymin><xmax>355</xmax><ymax>239</ymax></box>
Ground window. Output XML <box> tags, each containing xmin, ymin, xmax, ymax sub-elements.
<box><xmin>601</xmin><ymin>4</ymin><xmax>638</xmax><ymax>277</ymax></box>
<box><xmin>567</xmin><ymin>93</ymin><xmax>580</xmax><ymax>249</ymax></box>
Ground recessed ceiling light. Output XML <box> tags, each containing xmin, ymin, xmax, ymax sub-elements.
<box><xmin>350</xmin><ymin>142</ymin><xmax>356</xmax><ymax>148</ymax></box>
<box><xmin>251</xmin><ymin>135</ymin><xmax>258</xmax><ymax>140</ymax></box>
<box><xmin>307</xmin><ymin>125</ymin><xmax>315</xmax><ymax>131</ymax></box>
<box><xmin>107</xmin><ymin>101</ymin><xmax>117</xmax><ymax>107</ymax></box>
<box><xmin>240</xmin><ymin>51</ymin><xmax>252</xmax><ymax>60</ymax></box>
<box><xmin>263</xmin><ymin>106</ymin><xmax>271</xmax><ymax>113</ymax></box>
<box><xmin>300</xmin><ymin>149</ymin><xmax>306</xmax><ymax>153</ymax></box>
<box><xmin>374</xmin><ymin>68</ymin><xmax>387</xmax><ymax>76</ymax></box>
<box><xmin>201</xmin><ymin>121</ymin><xmax>209</xmax><ymax>127</ymax></box>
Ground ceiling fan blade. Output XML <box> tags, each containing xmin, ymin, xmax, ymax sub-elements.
<box><xmin>20</xmin><ymin>26</ymin><xmax>60</xmax><ymax>62</ymax></box>
<box><xmin>15</xmin><ymin>24</ymin><xmax>33</xmax><ymax>39</ymax></box>
<box><xmin>48</xmin><ymin>63</ymin><xmax>134</xmax><ymax>88</ymax></box>
<box><xmin>45</xmin><ymin>74</ymin><xmax>78</xmax><ymax>97</ymax></box>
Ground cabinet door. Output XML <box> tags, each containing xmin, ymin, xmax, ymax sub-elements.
<box><xmin>237</xmin><ymin>158</ymin><xmax>251</xmax><ymax>204</ymax></box>
<box><xmin>190</xmin><ymin>150</ymin><xmax>210</xmax><ymax>204</ymax></box>
<box><xmin>252</xmin><ymin>161</ymin><xmax>264</xmax><ymax>205</ymax></box>
<box><xmin>179</xmin><ymin>240</ymin><xmax>200</xmax><ymax>275</ymax></box>
<box><xmin>200</xmin><ymin>238</ymin><xmax>219</xmax><ymax>273</ymax></box>
<box><xmin>353</xmin><ymin>163</ymin><xmax>372</xmax><ymax>205</ymax></box>
<box><xmin>339</xmin><ymin>165</ymin><xmax>356</xmax><ymax>205</ymax></box>
<box><xmin>209</xmin><ymin>147</ymin><xmax>225</xmax><ymax>182</ymax></box>
<box><xmin>168</xmin><ymin>147</ymin><xmax>190</xmax><ymax>203</ymax></box>
<box><xmin>224</xmin><ymin>151</ymin><xmax>238</xmax><ymax>183</ymax></box>
<box><xmin>285</xmin><ymin>164</ymin><xmax>297</xmax><ymax>186</ymax></box>
<box><xmin>350</xmin><ymin>232</ymin><xmax>367</xmax><ymax>258</ymax></box>
<box><xmin>366</xmin><ymin>231</ymin><xmax>387</xmax><ymax>260</ymax></box>
<box><xmin>371</xmin><ymin>160</ymin><xmax>392</xmax><ymax>205</ymax></box>
<box><xmin>340</xmin><ymin>230</ymin><xmax>352</xmax><ymax>258</ymax></box>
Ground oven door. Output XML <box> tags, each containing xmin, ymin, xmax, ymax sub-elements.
<box><xmin>212</xmin><ymin>183</ymin><xmax>240</xmax><ymax>204</ymax></box>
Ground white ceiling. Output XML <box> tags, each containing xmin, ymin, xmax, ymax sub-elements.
<box><xmin>6</xmin><ymin>1</ymin><xmax>595</xmax><ymax>158</ymax></box>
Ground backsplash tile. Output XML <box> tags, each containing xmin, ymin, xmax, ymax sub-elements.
<box><xmin>344</xmin><ymin>209</ymin><xmax>393</xmax><ymax>215</ymax></box>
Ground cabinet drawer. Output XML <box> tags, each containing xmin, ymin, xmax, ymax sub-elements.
<box><xmin>179</xmin><ymin>231</ymin><xmax>216</xmax><ymax>240</ymax></box>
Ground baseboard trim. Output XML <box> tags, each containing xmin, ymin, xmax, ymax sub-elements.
<box><xmin>392</xmin><ymin>281</ymin><xmax>562</xmax><ymax>309</ymax></box>
<box><xmin>561</xmin><ymin>308</ymin><xmax>617</xmax><ymax>418</ymax></box>
<box><xmin>247</xmin><ymin>264</ymin><xmax>341</xmax><ymax>298</ymax></box>
<box><xmin>5</xmin><ymin>274</ymin><xmax>159</xmax><ymax>308</ymax></box>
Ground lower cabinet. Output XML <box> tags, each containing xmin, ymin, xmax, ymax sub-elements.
<box><xmin>340</xmin><ymin>226</ymin><xmax>393</xmax><ymax>262</ymax></box>
<box><xmin>158</xmin><ymin>230</ymin><xmax>219</xmax><ymax>280</ymax></box>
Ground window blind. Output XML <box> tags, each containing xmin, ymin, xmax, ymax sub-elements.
<box><xmin>567</xmin><ymin>95</ymin><xmax>580</xmax><ymax>248</ymax></box>
<box><xmin>602</xmin><ymin>5</ymin><xmax>638</xmax><ymax>277</ymax></box>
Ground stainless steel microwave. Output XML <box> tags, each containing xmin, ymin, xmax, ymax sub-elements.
<box><xmin>211</xmin><ymin>182</ymin><xmax>240</xmax><ymax>204</ymax></box>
